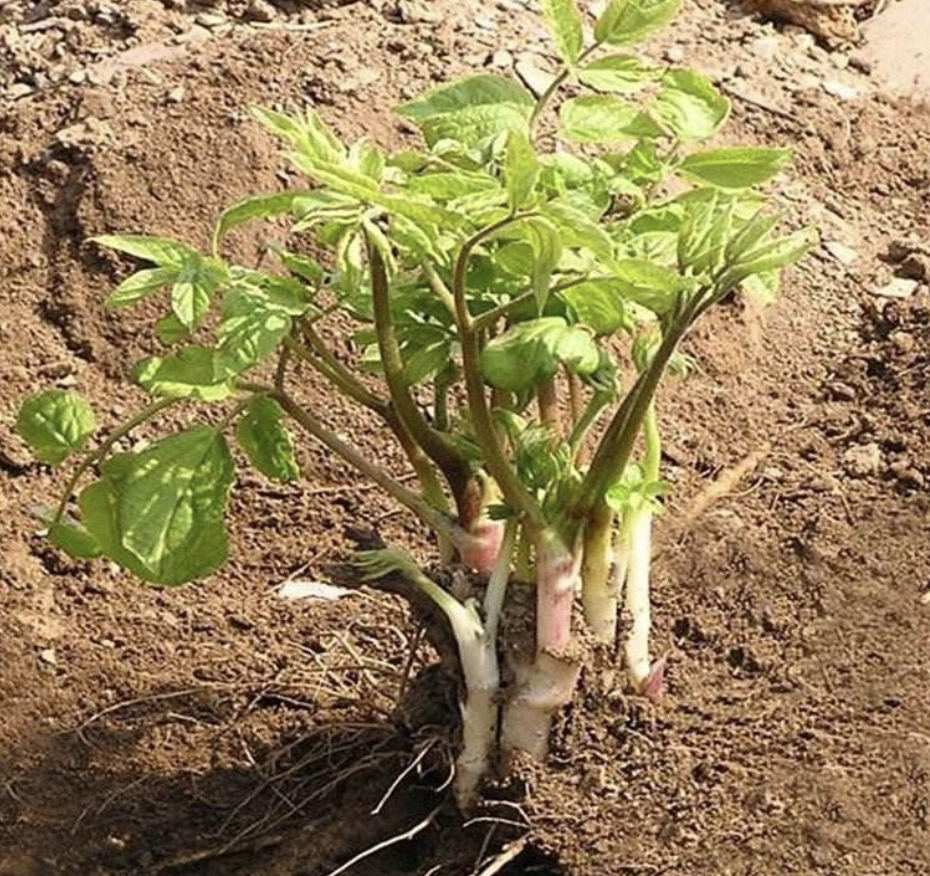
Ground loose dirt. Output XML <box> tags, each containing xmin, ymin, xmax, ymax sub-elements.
<box><xmin>2</xmin><ymin>2</ymin><xmax>928</xmax><ymax>875</ymax></box>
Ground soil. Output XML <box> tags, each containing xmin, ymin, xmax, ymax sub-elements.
<box><xmin>2</xmin><ymin>1</ymin><xmax>929</xmax><ymax>875</ymax></box>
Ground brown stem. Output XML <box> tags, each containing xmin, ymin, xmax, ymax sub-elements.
<box><xmin>368</xmin><ymin>239</ymin><xmax>473</xmax><ymax>506</ymax></box>
<box><xmin>536</xmin><ymin>376</ymin><xmax>562</xmax><ymax>440</ymax></box>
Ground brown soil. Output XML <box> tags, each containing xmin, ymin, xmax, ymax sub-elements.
<box><xmin>2</xmin><ymin>2</ymin><xmax>929</xmax><ymax>875</ymax></box>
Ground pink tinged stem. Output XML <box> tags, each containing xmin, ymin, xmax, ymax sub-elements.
<box><xmin>459</xmin><ymin>518</ymin><xmax>506</xmax><ymax>574</ymax></box>
<box><xmin>535</xmin><ymin>532</ymin><xmax>580</xmax><ymax>653</ymax></box>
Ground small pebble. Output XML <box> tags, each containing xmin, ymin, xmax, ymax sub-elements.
<box><xmin>842</xmin><ymin>443</ymin><xmax>883</xmax><ymax>478</ymax></box>
<box><xmin>873</xmin><ymin>278</ymin><xmax>919</xmax><ymax>299</ymax></box>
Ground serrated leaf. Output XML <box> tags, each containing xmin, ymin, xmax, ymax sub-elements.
<box><xmin>252</xmin><ymin>105</ymin><xmax>345</xmax><ymax>165</ymax></box>
<box><xmin>214</xmin><ymin>285</ymin><xmax>300</xmax><ymax>379</ymax></box>
<box><xmin>541</xmin><ymin>0</ymin><xmax>584</xmax><ymax>64</ymax></box>
<box><xmin>17</xmin><ymin>390</ymin><xmax>95</xmax><ymax>466</ymax></box>
<box><xmin>560</xmin><ymin>95</ymin><xmax>663</xmax><ymax>144</ymax></box>
<box><xmin>236</xmin><ymin>396</ymin><xmax>299</xmax><ymax>482</ymax></box>
<box><xmin>80</xmin><ymin>427</ymin><xmax>235</xmax><ymax>585</ymax></box>
<box><xmin>678</xmin><ymin>147</ymin><xmax>792</xmax><ymax>188</ymax></box>
<box><xmin>524</xmin><ymin>218</ymin><xmax>563</xmax><ymax>309</ymax></box>
<box><xmin>92</xmin><ymin>234</ymin><xmax>198</xmax><ymax>267</ymax></box>
<box><xmin>594</xmin><ymin>0</ymin><xmax>682</xmax><ymax>46</ymax></box>
<box><xmin>505</xmin><ymin>130</ymin><xmax>540</xmax><ymax>211</ymax></box>
<box><xmin>577</xmin><ymin>54</ymin><xmax>659</xmax><ymax>93</ymax></box>
<box><xmin>106</xmin><ymin>266</ymin><xmax>179</xmax><ymax>309</ymax></box>
<box><xmin>480</xmin><ymin>317</ymin><xmax>599</xmax><ymax>391</ymax></box>
<box><xmin>396</xmin><ymin>75</ymin><xmax>535</xmax><ymax>148</ymax></box>
<box><xmin>653</xmin><ymin>69</ymin><xmax>730</xmax><ymax>142</ymax></box>
<box><xmin>213</xmin><ymin>192</ymin><xmax>305</xmax><ymax>252</ymax></box>
<box><xmin>133</xmin><ymin>347</ymin><xmax>232</xmax><ymax>401</ymax></box>
<box><xmin>408</xmin><ymin>171</ymin><xmax>499</xmax><ymax>200</ymax></box>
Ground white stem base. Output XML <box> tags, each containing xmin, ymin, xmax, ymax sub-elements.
<box><xmin>624</xmin><ymin>510</ymin><xmax>653</xmax><ymax>691</ymax></box>
<box><xmin>454</xmin><ymin>685</ymin><xmax>498</xmax><ymax>809</ymax></box>
<box><xmin>500</xmin><ymin>653</ymin><xmax>581</xmax><ymax>762</ymax></box>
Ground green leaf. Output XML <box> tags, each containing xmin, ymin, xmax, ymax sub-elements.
<box><xmin>577</xmin><ymin>54</ymin><xmax>659</xmax><ymax>93</ymax></box>
<box><xmin>653</xmin><ymin>69</ymin><xmax>730</xmax><ymax>142</ymax></box>
<box><xmin>33</xmin><ymin>506</ymin><xmax>103</xmax><ymax>559</ymax></box>
<box><xmin>80</xmin><ymin>427</ymin><xmax>235</xmax><ymax>585</ymax></box>
<box><xmin>723</xmin><ymin>209</ymin><xmax>780</xmax><ymax>263</ymax></box>
<box><xmin>396</xmin><ymin>75</ymin><xmax>535</xmax><ymax>147</ymax></box>
<box><xmin>505</xmin><ymin>130</ymin><xmax>540</xmax><ymax>211</ymax></box>
<box><xmin>155</xmin><ymin>313</ymin><xmax>189</xmax><ymax>345</ymax></box>
<box><xmin>741</xmin><ymin>270</ymin><xmax>779</xmax><ymax>304</ymax></box>
<box><xmin>236</xmin><ymin>396</ymin><xmax>299</xmax><ymax>482</ymax></box>
<box><xmin>348</xmin><ymin>138</ymin><xmax>385</xmax><ymax>181</ymax></box>
<box><xmin>17</xmin><ymin>390</ymin><xmax>96</xmax><ymax>465</ymax></box>
<box><xmin>678</xmin><ymin>147</ymin><xmax>792</xmax><ymax>188</ymax></box>
<box><xmin>721</xmin><ymin>228</ymin><xmax>817</xmax><ymax>288</ymax></box>
<box><xmin>213</xmin><ymin>192</ymin><xmax>304</xmax><ymax>252</ymax></box>
<box><xmin>480</xmin><ymin>317</ymin><xmax>599</xmax><ymax>391</ymax></box>
<box><xmin>408</xmin><ymin>171</ymin><xmax>498</xmax><ymax>200</ymax></box>
<box><xmin>252</xmin><ymin>105</ymin><xmax>345</xmax><ymax>164</ymax></box>
<box><xmin>214</xmin><ymin>285</ymin><xmax>302</xmax><ymax>379</ymax></box>
<box><xmin>594</xmin><ymin>0</ymin><xmax>682</xmax><ymax>46</ymax></box>
<box><xmin>133</xmin><ymin>347</ymin><xmax>233</xmax><ymax>401</ymax></box>
<box><xmin>542</xmin><ymin>199</ymin><xmax>613</xmax><ymax>262</ymax></box>
<box><xmin>92</xmin><ymin>235</ymin><xmax>198</xmax><ymax>267</ymax></box>
<box><xmin>560</xmin><ymin>279</ymin><xmax>629</xmax><ymax>335</ymax></box>
<box><xmin>49</xmin><ymin>518</ymin><xmax>103</xmax><ymax>559</ymax></box>
<box><xmin>171</xmin><ymin>256</ymin><xmax>230</xmax><ymax>331</ymax></box>
<box><xmin>271</xmin><ymin>246</ymin><xmax>325</xmax><ymax>283</ymax></box>
<box><xmin>612</xmin><ymin>259</ymin><xmax>683</xmax><ymax>314</ymax></box>
<box><xmin>106</xmin><ymin>266</ymin><xmax>179</xmax><ymax>309</ymax></box>
<box><xmin>524</xmin><ymin>218</ymin><xmax>563</xmax><ymax>309</ymax></box>
<box><xmin>407</xmin><ymin>342</ymin><xmax>451</xmax><ymax>386</ymax></box>
<box><xmin>541</xmin><ymin>0</ymin><xmax>584</xmax><ymax>64</ymax></box>
<box><xmin>560</xmin><ymin>95</ymin><xmax>663</xmax><ymax>144</ymax></box>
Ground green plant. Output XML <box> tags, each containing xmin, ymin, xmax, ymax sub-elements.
<box><xmin>18</xmin><ymin>0</ymin><xmax>813</xmax><ymax>809</ymax></box>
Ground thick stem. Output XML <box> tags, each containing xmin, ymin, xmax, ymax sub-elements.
<box><xmin>581</xmin><ymin>504</ymin><xmax>616</xmax><ymax>643</ymax></box>
<box><xmin>624</xmin><ymin>401</ymin><xmax>660</xmax><ymax>692</ymax></box>
<box><xmin>535</xmin><ymin>529</ymin><xmax>580</xmax><ymax>654</ymax></box>
<box><xmin>499</xmin><ymin>652</ymin><xmax>581</xmax><ymax>762</ymax></box>
<box><xmin>454</xmin><ymin>633</ymin><xmax>500</xmax><ymax>809</ymax></box>
<box><xmin>623</xmin><ymin>507</ymin><xmax>653</xmax><ymax>690</ymax></box>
